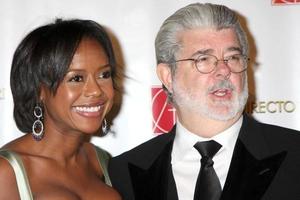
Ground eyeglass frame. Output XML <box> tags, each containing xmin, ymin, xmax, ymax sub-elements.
<box><xmin>174</xmin><ymin>53</ymin><xmax>249</xmax><ymax>74</ymax></box>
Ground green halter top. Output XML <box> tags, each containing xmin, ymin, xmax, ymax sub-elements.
<box><xmin>0</xmin><ymin>145</ymin><xmax>112</xmax><ymax>200</ymax></box>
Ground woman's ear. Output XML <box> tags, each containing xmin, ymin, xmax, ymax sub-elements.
<box><xmin>39</xmin><ymin>85</ymin><xmax>47</xmax><ymax>102</ymax></box>
<box><xmin>156</xmin><ymin>63</ymin><xmax>173</xmax><ymax>93</ymax></box>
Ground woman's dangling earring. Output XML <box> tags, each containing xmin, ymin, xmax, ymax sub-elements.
<box><xmin>102</xmin><ymin>118</ymin><xmax>109</xmax><ymax>136</ymax></box>
<box><xmin>32</xmin><ymin>104</ymin><xmax>44</xmax><ymax>141</ymax></box>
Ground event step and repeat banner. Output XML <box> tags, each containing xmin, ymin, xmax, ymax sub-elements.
<box><xmin>0</xmin><ymin>0</ymin><xmax>299</xmax><ymax>156</ymax></box>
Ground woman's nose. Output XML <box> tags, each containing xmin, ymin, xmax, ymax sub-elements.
<box><xmin>83</xmin><ymin>76</ymin><xmax>102</xmax><ymax>97</ymax></box>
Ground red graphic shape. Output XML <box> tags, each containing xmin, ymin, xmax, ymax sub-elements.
<box><xmin>152</xmin><ymin>86</ymin><xmax>176</xmax><ymax>134</ymax></box>
<box><xmin>272</xmin><ymin>0</ymin><xmax>300</xmax><ymax>4</ymax></box>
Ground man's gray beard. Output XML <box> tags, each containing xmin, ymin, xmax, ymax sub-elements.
<box><xmin>172</xmin><ymin>78</ymin><xmax>248</xmax><ymax>121</ymax></box>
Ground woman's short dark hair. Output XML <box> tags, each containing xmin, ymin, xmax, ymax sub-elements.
<box><xmin>10</xmin><ymin>18</ymin><xmax>117</xmax><ymax>133</ymax></box>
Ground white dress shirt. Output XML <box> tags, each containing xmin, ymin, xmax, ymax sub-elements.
<box><xmin>171</xmin><ymin>116</ymin><xmax>243</xmax><ymax>200</ymax></box>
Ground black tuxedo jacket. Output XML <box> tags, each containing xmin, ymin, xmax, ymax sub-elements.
<box><xmin>109</xmin><ymin>115</ymin><xmax>300</xmax><ymax>200</ymax></box>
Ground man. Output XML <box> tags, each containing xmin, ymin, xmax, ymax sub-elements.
<box><xmin>109</xmin><ymin>3</ymin><xmax>300</xmax><ymax>200</ymax></box>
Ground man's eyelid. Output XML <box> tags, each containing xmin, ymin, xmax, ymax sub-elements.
<box><xmin>224</xmin><ymin>47</ymin><xmax>243</xmax><ymax>58</ymax></box>
<box><xmin>191</xmin><ymin>49</ymin><xmax>213</xmax><ymax>58</ymax></box>
<box><xmin>224</xmin><ymin>53</ymin><xmax>243</xmax><ymax>60</ymax></box>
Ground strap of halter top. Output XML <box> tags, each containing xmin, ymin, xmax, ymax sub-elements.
<box><xmin>0</xmin><ymin>149</ymin><xmax>33</xmax><ymax>200</ymax></box>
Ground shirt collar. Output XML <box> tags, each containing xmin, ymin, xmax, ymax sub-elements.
<box><xmin>172</xmin><ymin>116</ymin><xmax>243</xmax><ymax>164</ymax></box>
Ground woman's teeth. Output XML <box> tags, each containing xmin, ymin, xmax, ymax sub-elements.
<box><xmin>74</xmin><ymin>106</ymin><xmax>101</xmax><ymax>112</ymax></box>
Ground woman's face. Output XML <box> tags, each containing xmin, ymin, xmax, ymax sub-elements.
<box><xmin>41</xmin><ymin>38</ymin><xmax>114</xmax><ymax>136</ymax></box>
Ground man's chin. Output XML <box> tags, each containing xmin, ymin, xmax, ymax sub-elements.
<box><xmin>204</xmin><ymin>106</ymin><xmax>240</xmax><ymax>121</ymax></box>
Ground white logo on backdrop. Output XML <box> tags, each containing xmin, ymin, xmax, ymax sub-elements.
<box><xmin>246</xmin><ymin>100</ymin><xmax>296</xmax><ymax>113</ymax></box>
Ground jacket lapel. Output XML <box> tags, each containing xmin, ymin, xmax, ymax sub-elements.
<box><xmin>128</xmin><ymin>129</ymin><xmax>178</xmax><ymax>200</ymax></box>
<box><xmin>221</xmin><ymin>115</ymin><xmax>287</xmax><ymax>200</ymax></box>
<box><xmin>221</xmin><ymin>139</ymin><xmax>286</xmax><ymax>200</ymax></box>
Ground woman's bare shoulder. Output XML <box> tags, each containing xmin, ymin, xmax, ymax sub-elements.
<box><xmin>0</xmin><ymin>156</ymin><xmax>21</xmax><ymax>199</ymax></box>
<box><xmin>1</xmin><ymin>134</ymin><xmax>36</xmax><ymax>158</ymax></box>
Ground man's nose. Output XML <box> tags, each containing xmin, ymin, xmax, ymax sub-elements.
<box><xmin>214</xmin><ymin>60</ymin><xmax>231</xmax><ymax>80</ymax></box>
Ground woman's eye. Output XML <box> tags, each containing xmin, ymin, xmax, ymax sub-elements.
<box><xmin>99</xmin><ymin>71</ymin><xmax>112</xmax><ymax>79</ymax></box>
<box><xmin>68</xmin><ymin>75</ymin><xmax>83</xmax><ymax>82</ymax></box>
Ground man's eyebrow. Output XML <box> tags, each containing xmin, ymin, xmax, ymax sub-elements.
<box><xmin>191</xmin><ymin>46</ymin><xmax>242</xmax><ymax>57</ymax></box>
<box><xmin>191</xmin><ymin>49</ymin><xmax>213</xmax><ymax>57</ymax></box>
<box><xmin>226</xmin><ymin>46</ymin><xmax>242</xmax><ymax>53</ymax></box>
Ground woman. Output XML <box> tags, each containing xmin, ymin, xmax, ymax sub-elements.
<box><xmin>0</xmin><ymin>19</ymin><xmax>121</xmax><ymax>200</ymax></box>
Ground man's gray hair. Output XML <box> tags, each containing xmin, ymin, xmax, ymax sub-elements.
<box><xmin>155</xmin><ymin>3</ymin><xmax>248</xmax><ymax>66</ymax></box>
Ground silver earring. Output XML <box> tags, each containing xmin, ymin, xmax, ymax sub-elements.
<box><xmin>32</xmin><ymin>104</ymin><xmax>44</xmax><ymax>141</ymax></box>
<box><xmin>102</xmin><ymin>118</ymin><xmax>109</xmax><ymax>135</ymax></box>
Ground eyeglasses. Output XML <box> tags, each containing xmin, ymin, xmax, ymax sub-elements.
<box><xmin>175</xmin><ymin>54</ymin><xmax>249</xmax><ymax>74</ymax></box>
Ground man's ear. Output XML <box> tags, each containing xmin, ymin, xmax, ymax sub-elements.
<box><xmin>156</xmin><ymin>63</ymin><xmax>173</xmax><ymax>92</ymax></box>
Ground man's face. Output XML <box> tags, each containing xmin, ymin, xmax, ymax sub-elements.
<box><xmin>170</xmin><ymin>28</ymin><xmax>248</xmax><ymax>121</ymax></box>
